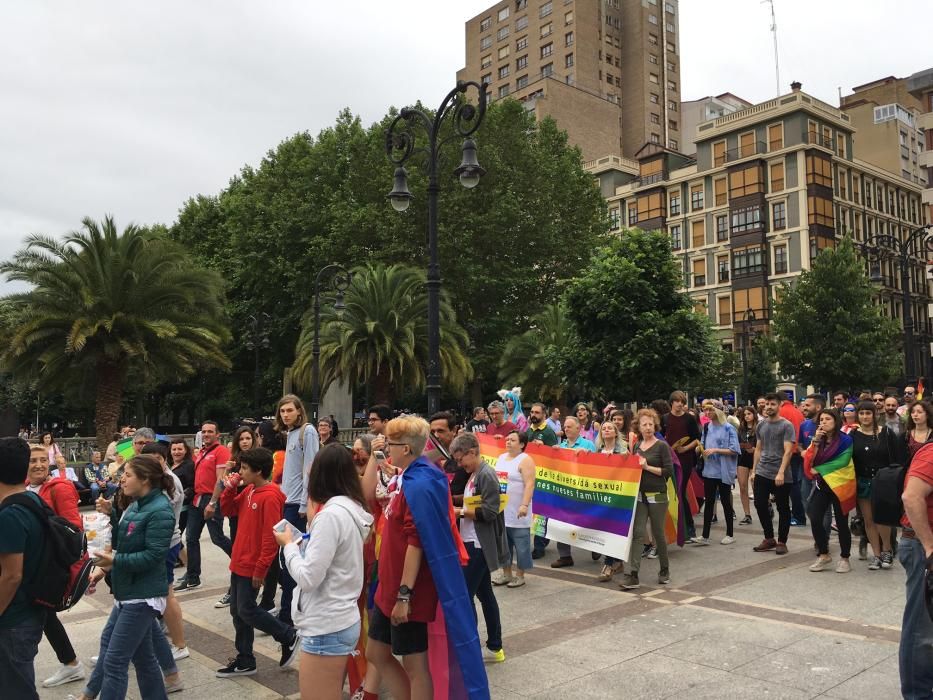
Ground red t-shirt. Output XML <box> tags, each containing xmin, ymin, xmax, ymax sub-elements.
<box><xmin>194</xmin><ymin>443</ymin><xmax>232</xmax><ymax>499</ymax></box>
<box><xmin>485</xmin><ymin>421</ymin><xmax>517</xmax><ymax>439</ymax></box>
<box><xmin>375</xmin><ymin>483</ymin><xmax>438</xmax><ymax>623</ymax></box>
<box><xmin>779</xmin><ymin>402</ymin><xmax>804</xmax><ymax>452</ymax></box>
<box><xmin>901</xmin><ymin>445</ymin><xmax>933</xmax><ymax>528</ymax></box>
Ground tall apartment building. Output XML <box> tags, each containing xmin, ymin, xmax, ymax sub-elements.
<box><xmin>456</xmin><ymin>0</ymin><xmax>681</xmax><ymax>161</ymax></box>
<box><xmin>907</xmin><ymin>68</ymin><xmax>933</xmax><ymax>223</ymax></box>
<box><xmin>840</xmin><ymin>75</ymin><xmax>927</xmax><ymax>187</ymax></box>
<box><xmin>588</xmin><ymin>84</ymin><xmax>931</xmax><ymax>381</ymax></box>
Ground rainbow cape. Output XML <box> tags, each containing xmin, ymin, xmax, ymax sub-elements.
<box><xmin>803</xmin><ymin>432</ymin><xmax>856</xmax><ymax>514</ymax></box>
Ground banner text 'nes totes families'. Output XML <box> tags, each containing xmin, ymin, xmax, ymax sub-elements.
<box><xmin>476</xmin><ymin>434</ymin><xmax>641</xmax><ymax>562</ymax></box>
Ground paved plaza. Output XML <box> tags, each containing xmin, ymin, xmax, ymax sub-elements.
<box><xmin>38</xmin><ymin>513</ymin><xmax>905</xmax><ymax>699</ymax></box>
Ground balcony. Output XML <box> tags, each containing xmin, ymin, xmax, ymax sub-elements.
<box><xmin>807</xmin><ymin>131</ymin><xmax>835</xmax><ymax>150</ymax></box>
<box><xmin>724</xmin><ymin>141</ymin><xmax>767</xmax><ymax>163</ymax></box>
<box><xmin>635</xmin><ymin>172</ymin><xmax>665</xmax><ymax>188</ymax></box>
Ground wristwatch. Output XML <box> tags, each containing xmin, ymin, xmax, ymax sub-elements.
<box><xmin>397</xmin><ymin>584</ymin><xmax>413</xmax><ymax>602</ymax></box>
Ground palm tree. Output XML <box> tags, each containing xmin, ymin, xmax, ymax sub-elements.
<box><xmin>292</xmin><ymin>263</ymin><xmax>472</xmax><ymax>405</ymax></box>
<box><xmin>498</xmin><ymin>302</ymin><xmax>570</xmax><ymax>406</ymax></box>
<box><xmin>0</xmin><ymin>216</ymin><xmax>231</xmax><ymax>445</ymax></box>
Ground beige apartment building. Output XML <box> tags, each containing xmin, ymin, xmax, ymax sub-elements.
<box><xmin>907</xmin><ymin>68</ymin><xmax>933</xmax><ymax>223</ymax></box>
<box><xmin>841</xmin><ymin>75</ymin><xmax>927</xmax><ymax>187</ymax></box>
<box><xmin>457</xmin><ymin>0</ymin><xmax>681</xmax><ymax>160</ymax></box>
<box><xmin>588</xmin><ymin>84</ymin><xmax>931</xmax><ymax>379</ymax></box>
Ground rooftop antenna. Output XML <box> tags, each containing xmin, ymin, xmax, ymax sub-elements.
<box><xmin>763</xmin><ymin>0</ymin><xmax>780</xmax><ymax>97</ymax></box>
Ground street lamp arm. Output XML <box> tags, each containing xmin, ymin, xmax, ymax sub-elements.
<box><xmin>864</xmin><ymin>233</ymin><xmax>905</xmax><ymax>258</ymax></box>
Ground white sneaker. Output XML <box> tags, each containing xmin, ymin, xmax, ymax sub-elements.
<box><xmin>89</xmin><ymin>655</ymin><xmax>98</xmax><ymax>667</ymax></box>
<box><xmin>42</xmin><ymin>661</ymin><xmax>86</xmax><ymax>688</ymax></box>
<box><xmin>691</xmin><ymin>537</ymin><xmax>710</xmax><ymax>546</ymax></box>
<box><xmin>720</xmin><ymin>536</ymin><xmax>735</xmax><ymax>545</ymax></box>
<box><xmin>171</xmin><ymin>645</ymin><xmax>190</xmax><ymax>661</ymax></box>
<box><xmin>490</xmin><ymin>569</ymin><xmax>511</xmax><ymax>586</ymax></box>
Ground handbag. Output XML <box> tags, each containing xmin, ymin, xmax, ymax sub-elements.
<box><xmin>849</xmin><ymin>513</ymin><xmax>865</xmax><ymax>537</ymax></box>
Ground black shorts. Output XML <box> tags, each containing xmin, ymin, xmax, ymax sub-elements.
<box><xmin>367</xmin><ymin>604</ymin><xmax>428</xmax><ymax>656</ymax></box>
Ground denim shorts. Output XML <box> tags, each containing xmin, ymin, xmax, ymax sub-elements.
<box><xmin>506</xmin><ymin>526</ymin><xmax>533</xmax><ymax>570</ymax></box>
<box><xmin>300</xmin><ymin>620</ymin><xmax>360</xmax><ymax>656</ymax></box>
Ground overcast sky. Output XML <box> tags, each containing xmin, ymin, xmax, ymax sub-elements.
<box><xmin>0</xmin><ymin>0</ymin><xmax>928</xmax><ymax>272</ymax></box>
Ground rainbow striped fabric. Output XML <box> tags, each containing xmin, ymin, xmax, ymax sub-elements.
<box><xmin>804</xmin><ymin>431</ymin><xmax>857</xmax><ymax>514</ymax></box>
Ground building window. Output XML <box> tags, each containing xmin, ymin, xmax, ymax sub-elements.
<box><xmin>498</xmin><ymin>45</ymin><xmax>510</xmax><ymax>59</ymax></box>
<box><xmin>565</xmin><ymin>53</ymin><xmax>574</xmax><ymax>68</ymax></box>
<box><xmin>481</xmin><ymin>73</ymin><xmax>491</xmax><ymax>86</ymax></box>
<box><xmin>671</xmin><ymin>225</ymin><xmax>682</xmax><ymax>250</ymax></box>
<box><xmin>541</xmin><ymin>43</ymin><xmax>553</xmax><ymax>58</ymax></box>
<box><xmin>770</xmin><ymin>162</ymin><xmax>784</xmax><ymax>191</ymax></box>
<box><xmin>498</xmin><ymin>6</ymin><xmax>510</xmax><ymax>21</ymax></box>
<box><xmin>481</xmin><ymin>36</ymin><xmax>492</xmax><ymax>50</ymax></box>
<box><xmin>692</xmin><ymin>258</ymin><xmax>706</xmax><ymax>287</ymax></box>
<box><xmin>772</xmin><ymin>201</ymin><xmax>786</xmax><ymax>230</ymax></box>
<box><xmin>649</xmin><ymin>14</ymin><xmax>658</xmax><ymax>24</ymax></box>
<box><xmin>650</xmin><ymin>93</ymin><xmax>659</xmax><ymax>104</ymax></box>
<box><xmin>733</xmin><ymin>246</ymin><xmax>766</xmax><ymax>276</ymax></box>
<box><xmin>666</xmin><ymin>22</ymin><xmax>675</xmax><ymax>33</ymax></box>
<box><xmin>665</xmin><ymin>1</ymin><xmax>675</xmax><ymax>13</ymax></box>
<box><xmin>565</xmin><ymin>31</ymin><xmax>573</xmax><ymax>46</ymax></box>
<box><xmin>628</xmin><ymin>203</ymin><xmax>638</xmax><ymax>226</ymax></box>
<box><xmin>516</xmin><ymin>74</ymin><xmax>528</xmax><ymax>89</ymax></box>
<box><xmin>714</xmin><ymin>178</ymin><xmax>727</xmax><ymax>206</ymax></box>
<box><xmin>541</xmin><ymin>63</ymin><xmax>553</xmax><ymax>78</ymax></box>
<box><xmin>717</xmin><ymin>296</ymin><xmax>731</xmax><ymax>327</ymax></box>
<box><xmin>650</xmin><ymin>113</ymin><xmax>660</xmax><ymax>124</ymax></box>
<box><xmin>516</xmin><ymin>36</ymin><xmax>527</xmax><ymax>50</ymax></box>
<box><xmin>516</xmin><ymin>15</ymin><xmax>528</xmax><ymax>30</ymax></box>
<box><xmin>565</xmin><ymin>10</ymin><xmax>573</xmax><ymax>24</ymax></box>
<box><xmin>481</xmin><ymin>55</ymin><xmax>492</xmax><ymax>69</ymax></box>
<box><xmin>498</xmin><ymin>84</ymin><xmax>510</xmax><ymax>98</ymax></box>
<box><xmin>718</xmin><ymin>258</ymin><xmax>730</xmax><ymax>284</ymax></box>
<box><xmin>516</xmin><ymin>0</ymin><xmax>527</xmax><ymax>9</ymax></box>
<box><xmin>667</xmin><ymin>61</ymin><xmax>676</xmax><ymax>73</ymax></box>
<box><xmin>516</xmin><ymin>54</ymin><xmax>527</xmax><ymax>70</ymax></box>
<box><xmin>806</xmin><ymin>153</ymin><xmax>833</xmax><ymax>188</ymax></box>
<box><xmin>540</xmin><ymin>22</ymin><xmax>552</xmax><ymax>37</ymax></box>
<box><xmin>668</xmin><ymin>100</ymin><xmax>677</xmax><ymax>111</ymax></box>
<box><xmin>690</xmin><ymin>184</ymin><xmax>704</xmax><ymax>210</ymax></box>
<box><xmin>499</xmin><ymin>64</ymin><xmax>510</xmax><ymax>79</ymax></box>
<box><xmin>497</xmin><ymin>26</ymin><xmax>509</xmax><ymax>40</ymax></box>
<box><xmin>648</xmin><ymin>32</ymin><xmax>658</xmax><ymax>45</ymax></box>
<box><xmin>713</xmin><ymin>140</ymin><xmax>726</xmax><ymax>167</ymax></box>
<box><xmin>609</xmin><ymin>208</ymin><xmax>620</xmax><ymax>230</ymax></box>
<box><xmin>667</xmin><ymin>80</ymin><xmax>677</xmax><ymax>91</ymax></box>
<box><xmin>808</xmin><ymin>195</ymin><xmax>834</xmax><ymax>227</ymax></box>
<box><xmin>731</xmin><ymin>206</ymin><xmax>763</xmax><ymax>233</ymax></box>
<box><xmin>667</xmin><ymin>41</ymin><xmax>676</xmax><ymax>53</ymax></box>
<box><xmin>768</xmin><ymin>123</ymin><xmax>783</xmax><ymax>151</ymax></box>
<box><xmin>716</xmin><ymin>215</ymin><xmax>728</xmax><ymax>241</ymax></box>
<box><xmin>649</xmin><ymin>53</ymin><xmax>658</xmax><ymax>64</ymax></box>
<box><xmin>691</xmin><ymin>219</ymin><xmax>705</xmax><ymax>248</ymax></box>
<box><xmin>669</xmin><ymin>139</ymin><xmax>678</xmax><ymax>150</ymax></box>
<box><xmin>540</xmin><ymin>1</ymin><xmax>552</xmax><ymax>18</ymax></box>
<box><xmin>729</xmin><ymin>165</ymin><xmax>763</xmax><ymax>198</ymax></box>
<box><xmin>669</xmin><ymin>119</ymin><xmax>678</xmax><ymax>131</ymax></box>
<box><xmin>669</xmin><ymin>192</ymin><xmax>681</xmax><ymax>216</ymax></box>
<box><xmin>650</xmin><ymin>133</ymin><xmax>660</xmax><ymax>143</ymax></box>
<box><xmin>774</xmin><ymin>244</ymin><xmax>788</xmax><ymax>274</ymax></box>
<box><xmin>649</xmin><ymin>72</ymin><xmax>659</xmax><ymax>84</ymax></box>
<box><xmin>480</xmin><ymin>17</ymin><xmax>492</xmax><ymax>32</ymax></box>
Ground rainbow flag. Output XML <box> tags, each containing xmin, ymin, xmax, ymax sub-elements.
<box><xmin>477</xmin><ymin>434</ymin><xmax>641</xmax><ymax>561</ymax></box>
<box><xmin>115</xmin><ymin>438</ymin><xmax>135</xmax><ymax>459</ymax></box>
<box><xmin>918</xmin><ymin>377</ymin><xmax>925</xmax><ymax>400</ymax></box>
<box><xmin>803</xmin><ymin>432</ymin><xmax>856</xmax><ymax>514</ymax></box>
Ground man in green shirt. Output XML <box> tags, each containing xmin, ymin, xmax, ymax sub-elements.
<box><xmin>526</xmin><ymin>403</ymin><xmax>559</xmax><ymax>446</ymax></box>
<box><xmin>0</xmin><ymin>437</ymin><xmax>46</xmax><ymax>700</ymax></box>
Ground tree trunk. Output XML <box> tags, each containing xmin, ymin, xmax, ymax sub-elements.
<box><xmin>95</xmin><ymin>360</ymin><xmax>127</xmax><ymax>448</ymax></box>
<box><xmin>372</xmin><ymin>366</ymin><xmax>394</xmax><ymax>407</ymax></box>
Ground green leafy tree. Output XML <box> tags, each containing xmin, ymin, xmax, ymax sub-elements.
<box><xmin>770</xmin><ymin>236</ymin><xmax>901</xmax><ymax>389</ymax></box>
<box><xmin>0</xmin><ymin>216</ymin><xmax>232</xmax><ymax>445</ymax></box>
<box><xmin>498</xmin><ymin>302</ymin><xmax>571</xmax><ymax>406</ymax></box>
<box><xmin>291</xmin><ymin>263</ymin><xmax>472</xmax><ymax>405</ymax></box>
<box><xmin>553</xmin><ymin>228</ymin><xmax>719</xmax><ymax>403</ymax></box>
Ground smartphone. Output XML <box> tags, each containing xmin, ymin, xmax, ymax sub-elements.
<box><xmin>373</xmin><ymin>450</ymin><xmax>387</xmax><ymax>462</ymax></box>
<box><xmin>273</xmin><ymin>518</ymin><xmax>303</xmax><ymax>542</ymax></box>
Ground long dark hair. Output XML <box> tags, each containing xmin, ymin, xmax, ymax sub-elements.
<box><xmin>307</xmin><ymin>443</ymin><xmax>368</xmax><ymax>511</ymax></box>
<box><xmin>740</xmin><ymin>406</ymin><xmax>758</xmax><ymax>431</ymax></box>
<box><xmin>906</xmin><ymin>400</ymin><xmax>933</xmax><ymax>432</ymax></box>
<box><xmin>170</xmin><ymin>437</ymin><xmax>192</xmax><ymax>463</ymax></box>
<box><xmin>231</xmin><ymin>426</ymin><xmax>257</xmax><ymax>463</ymax></box>
<box><xmin>126</xmin><ymin>454</ymin><xmax>176</xmax><ymax>499</ymax></box>
<box><xmin>816</xmin><ymin>408</ymin><xmax>842</xmax><ymax>442</ymax></box>
<box><xmin>257</xmin><ymin>420</ymin><xmax>286</xmax><ymax>452</ymax></box>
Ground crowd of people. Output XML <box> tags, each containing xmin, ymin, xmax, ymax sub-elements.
<box><xmin>0</xmin><ymin>384</ymin><xmax>930</xmax><ymax>699</ymax></box>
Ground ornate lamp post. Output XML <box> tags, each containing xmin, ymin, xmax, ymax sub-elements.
<box><xmin>864</xmin><ymin>224</ymin><xmax>932</xmax><ymax>381</ymax></box>
<box><xmin>740</xmin><ymin>309</ymin><xmax>758</xmax><ymax>404</ymax></box>
<box><xmin>385</xmin><ymin>80</ymin><xmax>487</xmax><ymax>415</ymax></box>
<box><xmin>310</xmin><ymin>264</ymin><xmax>351</xmax><ymax>422</ymax></box>
<box><xmin>245</xmin><ymin>313</ymin><xmax>272</xmax><ymax>416</ymax></box>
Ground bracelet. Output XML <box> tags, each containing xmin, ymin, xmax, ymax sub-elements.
<box><xmin>396</xmin><ymin>597</ymin><xmax>410</xmax><ymax>603</ymax></box>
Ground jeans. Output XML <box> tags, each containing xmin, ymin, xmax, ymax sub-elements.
<box><xmin>230</xmin><ymin>573</ymin><xmax>294</xmax><ymax>666</ymax></box>
<box><xmin>627</xmin><ymin>499</ymin><xmax>669</xmax><ymax>575</ymax></box>
<box><xmin>702</xmin><ymin>478</ymin><xmax>735</xmax><ymax>539</ymax></box>
<box><xmin>808</xmin><ymin>482</ymin><xmax>850</xmax><ymax>558</ymax></box>
<box><xmin>185</xmin><ymin>495</ymin><xmax>232</xmax><ymax>579</ymax></box>
<box><xmin>90</xmin><ymin>482</ymin><xmax>118</xmax><ymax>501</ymax></box>
<box><xmin>278</xmin><ymin>503</ymin><xmax>306</xmax><ymax>625</ymax></box>
<box><xmin>753</xmin><ymin>474</ymin><xmax>791</xmax><ymax>543</ymax></box>
<box><xmin>44</xmin><ymin>609</ymin><xmax>76</xmax><ymax>664</ymax></box>
<box><xmin>533</xmin><ymin>534</ymin><xmax>549</xmax><ymax>556</ymax></box>
<box><xmin>462</xmin><ymin>542</ymin><xmax>502</xmax><ymax>651</ymax></box>
<box><xmin>0</xmin><ymin>617</ymin><xmax>45</xmax><ymax>700</ymax></box>
<box><xmin>556</xmin><ymin>541</ymin><xmax>572</xmax><ymax>559</ymax></box>
<box><xmin>898</xmin><ymin>535</ymin><xmax>933</xmax><ymax>699</ymax></box>
<box><xmin>260</xmin><ymin>557</ymin><xmax>280</xmax><ymax>610</ymax></box>
<box><xmin>505</xmin><ymin>526</ymin><xmax>533</xmax><ymax>570</ymax></box>
<box><xmin>97</xmin><ymin>603</ymin><xmax>168</xmax><ymax>700</ymax></box>
<box><xmin>789</xmin><ymin>454</ymin><xmax>806</xmax><ymax>523</ymax></box>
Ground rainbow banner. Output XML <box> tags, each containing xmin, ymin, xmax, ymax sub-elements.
<box><xmin>477</xmin><ymin>434</ymin><xmax>641</xmax><ymax>561</ymax></box>
<box><xmin>115</xmin><ymin>438</ymin><xmax>135</xmax><ymax>460</ymax></box>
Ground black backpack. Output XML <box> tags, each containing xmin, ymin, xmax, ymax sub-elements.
<box><xmin>0</xmin><ymin>492</ymin><xmax>92</xmax><ymax>611</ymax></box>
<box><xmin>871</xmin><ymin>465</ymin><xmax>907</xmax><ymax>527</ymax></box>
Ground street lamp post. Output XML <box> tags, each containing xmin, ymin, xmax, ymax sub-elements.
<box><xmin>311</xmin><ymin>264</ymin><xmax>351</xmax><ymax>423</ymax></box>
<box><xmin>740</xmin><ymin>309</ymin><xmax>758</xmax><ymax>404</ymax></box>
<box><xmin>864</xmin><ymin>224</ymin><xmax>932</xmax><ymax>382</ymax></box>
<box><xmin>385</xmin><ymin>80</ymin><xmax>487</xmax><ymax>415</ymax></box>
<box><xmin>245</xmin><ymin>313</ymin><xmax>272</xmax><ymax>417</ymax></box>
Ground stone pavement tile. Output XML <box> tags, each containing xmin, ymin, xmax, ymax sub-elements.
<box><xmin>675</xmin><ymin>607</ymin><xmax>812</xmax><ymax>649</ymax></box>
<box><xmin>820</xmin><ymin>653</ymin><xmax>901</xmax><ymax>698</ymax></box>
<box><xmin>780</xmin><ymin>633</ymin><xmax>897</xmax><ymax>666</ymax></box>
<box><xmin>486</xmin><ymin>648</ymin><xmax>599</xmax><ymax>696</ymax></box>
<box><xmin>496</xmin><ymin>586</ymin><xmax>627</xmax><ymax>635</ymax></box>
<box><xmin>528</xmin><ymin>653</ymin><xmax>731</xmax><ymax>700</ymax></box>
<box><xmin>657</xmin><ymin>631</ymin><xmax>774</xmax><ymax>671</ymax></box>
<box><xmin>662</xmin><ymin>674</ymin><xmax>814</xmax><ymax>700</ymax></box>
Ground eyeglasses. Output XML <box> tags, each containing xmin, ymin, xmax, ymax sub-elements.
<box><xmin>367</xmin><ymin>417</ymin><xmax>381</xmax><ymax>423</ymax></box>
<box><xmin>905</xmin><ymin>391</ymin><xmax>916</xmax><ymax>395</ymax></box>
<box><xmin>386</xmin><ymin>442</ymin><xmax>408</xmax><ymax>448</ymax></box>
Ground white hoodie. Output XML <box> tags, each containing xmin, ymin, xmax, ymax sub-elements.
<box><xmin>282</xmin><ymin>495</ymin><xmax>374</xmax><ymax>637</ymax></box>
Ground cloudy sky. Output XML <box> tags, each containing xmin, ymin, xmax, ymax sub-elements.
<box><xmin>0</xmin><ymin>0</ymin><xmax>928</xmax><ymax>268</ymax></box>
